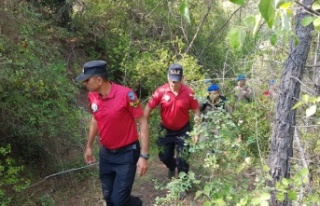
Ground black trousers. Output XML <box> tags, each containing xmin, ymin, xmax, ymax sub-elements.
<box><xmin>157</xmin><ymin>123</ymin><xmax>191</xmax><ymax>174</ymax></box>
<box><xmin>99</xmin><ymin>141</ymin><xmax>143</xmax><ymax>206</ymax></box>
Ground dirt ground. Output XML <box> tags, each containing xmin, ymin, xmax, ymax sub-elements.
<box><xmin>24</xmin><ymin>157</ymin><xmax>202</xmax><ymax>206</ymax></box>
<box><xmin>132</xmin><ymin>158</ymin><xmax>201</xmax><ymax>206</ymax></box>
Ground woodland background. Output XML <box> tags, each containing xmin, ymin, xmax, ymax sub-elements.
<box><xmin>1</xmin><ymin>0</ymin><xmax>320</xmax><ymax>205</ymax></box>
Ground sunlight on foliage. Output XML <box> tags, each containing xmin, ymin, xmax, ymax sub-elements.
<box><xmin>259</xmin><ymin>0</ymin><xmax>276</xmax><ymax>28</ymax></box>
<box><xmin>180</xmin><ymin>0</ymin><xmax>191</xmax><ymax>24</ymax></box>
<box><xmin>229</xmin><ymin>0</ymin><xmax>245</xmax><ymax>6</ymax></box>
<box><xmin>227</xmin><ymin>28</ymin><xmax>246</xmax><ymax>50</ymax></box>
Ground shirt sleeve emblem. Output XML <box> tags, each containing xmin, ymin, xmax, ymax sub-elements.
<box><xmin>128</xmin><ymin>91</ymin><xmax>136</xmax><ymax>100</ymax></box>
<box><xmin>128</xmin><ymin>91</ymin><xmax>140</xmax><ymax>107</ymax></box>
<box><xmin>91</xmin><ymin>103</ymin><xmax>98</xmax><ymax>112</ymax></box>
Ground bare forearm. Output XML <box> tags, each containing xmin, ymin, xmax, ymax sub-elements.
<box><xmin>139</xmin><ymin>120</ymin><xmax>149</xmax><ymax>154</ymax></box>
<box><xmin>86</xmin><ymin>116</ymin><xmax>98</xmax><ymax>148</ymax></box>
<box><xmin>136</xmin><ymin>113</ymin><xmax>149</xmax><ymax>154</ymax></box>
<box><xmin>143</xmin><ymin>105</ymin><xmax>152</xmax><ymax>121</ymax></box>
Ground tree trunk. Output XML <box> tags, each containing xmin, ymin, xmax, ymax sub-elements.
<box><xmin>268</xmin><ymin>0</ymin><xmax>314</xmax><ymax>205</ymax></box>
<box><xmin>313</xmin><ymin>33</ymin><xmax>320</xmax><ymax>95</ymax></box>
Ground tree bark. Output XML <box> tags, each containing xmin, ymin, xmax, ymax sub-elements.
<box><xmin>268</xmin><ymin>0</ymin><xmax>314</xmax><ymax>205</ymax></box>
<box><xmin>313</xmin><ymin>33</ymin><xmax>320</xmax><ymax>95</ymax></box>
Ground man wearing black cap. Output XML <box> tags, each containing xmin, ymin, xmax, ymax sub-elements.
<box><xmin>76</xmin><ymin>60</ymin><xmax>149</xmax><ymax>206</ymax></box>
<box><xmin>144</xmin><ymin>63</ymin><xmax>201</xmax><ymax>185</ymax></box>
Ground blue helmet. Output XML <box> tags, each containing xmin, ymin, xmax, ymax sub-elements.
<box><xmin>237</xmin><ymin>74</ymin><xmax>246</xmax><ymax>81</ymax></box>
<box><xmin>207</xmin><ymin>84</ymin><xmax>220</xmax><ymax>92</ymax></box>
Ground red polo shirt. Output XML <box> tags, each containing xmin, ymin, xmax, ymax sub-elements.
<box><xmin>88</xmin><ymin>82</ymin><xmax>143</xmax><ymax>149</ymax></box>
<box><xmin>147</xmin><ymin>83</ymin><xmax>199</xmax><ymax>131</ymax></box>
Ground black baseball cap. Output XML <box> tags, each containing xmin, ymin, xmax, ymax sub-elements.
<box><xmin>76</xmin><ymin>60</ymin><xmax>107</xmax><ymax>82</ymax></box>
<box><xmin>168</xmin><ymin>63</ymin><xmax>183</xmax><ymax>81</ymax></box>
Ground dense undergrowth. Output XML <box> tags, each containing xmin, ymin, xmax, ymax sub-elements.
<box><xmin>1</xmin><ymin>0</ymin><xmax>320</xmax><ymax>205</ymax></box>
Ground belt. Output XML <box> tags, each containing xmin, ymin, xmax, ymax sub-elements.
<box><xmin>161</xmin><ymin>122</ymin><xmax>190</xmax><ymax>135</ymax></box>
<box><xmin>105</xmin><ymin>141</ymin><xmax>138</xmax><ymax>153</ymax></box>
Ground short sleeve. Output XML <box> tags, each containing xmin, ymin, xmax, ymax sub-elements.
<box><xmin>87</xmin><ymin>92</ymin><xmax>96</xmax><ymax>114</ymax></box>
<box><xmin>147</xmin><ymin>88</ymin><xmax>162</xmax><ymax>109</ymax></box>
<box><xmin>189</xmin><ymin>90</ymin><xmax>199</xmax><ymax>110</ymax></box>
<box><xmin>126</xmin><ymin>90</ymin><xmax>143</xmax><ymax>118</ymax></box>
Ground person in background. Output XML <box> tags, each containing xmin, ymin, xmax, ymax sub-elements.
<box><xmin>263</xmin><ymin>79</ymin><xmax>277</xmax><ymax>100</ymax></box>
<box><xmin>144</xmin><ymin>63</ymin><xmax>201</xmax><ymax>182</ymax></box>
<box><xmin>200</xmin><ymin>84</ymin><xmax>232</xmax><ymax>114</ymax></box>
<box><xmin>76</xmin><ymin>60</ymin><xmax>149</xmax><ymax>206</ymax></box>
<box><xmin>232</xmin><ymin>75</ymin><xmax>252</xmax><ymax>142</ymax></box>
<box><xmin>199</xmin><ymin>84</ymin><xmax>232</xmax><ymax>142</ymax></box>
<box><xmin>232</xmin><ymin>74</ymin><xmax>252</xmax><ymax>102</ymax></box>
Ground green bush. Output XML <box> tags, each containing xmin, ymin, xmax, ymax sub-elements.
<box><xmin>230</xmin><ymin>97</ymin><xmax>273</xmax><ymax>157</ymax></box>
<box><xmin>0</xmin><ymin>145</ymin><xmax>30</xmax><ymax>206</ymax></box>
<box><xmin>0</xmin><ymin>4</ymin><xmax>84</xmax><ymax>174</ymax></box>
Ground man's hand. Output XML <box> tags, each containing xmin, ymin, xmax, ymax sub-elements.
<box><xmin>192</xmin><ymin>135</ymin><xmax>200</xmax><ymax>144</ymax></box>
<box><xmin>84</xmin><ymin>147</ymin><xmax>96</xmax><ymax>164</ymax></box>
<box><xmin>136</xmin><ymin>158</ymin><xmax>148</xmax><ymax>177</ymax></box>
<box><xmin>194</xmin><ymin>116</ymin><xmax>201</xmax><ymax>125</ymax></box>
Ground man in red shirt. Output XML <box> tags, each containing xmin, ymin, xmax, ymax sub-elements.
<box><xmin>76</xmin><ymin>60</ymin><xmax>149</xmax><ymax>206</ymax></box>
<box><xmin>144</xmin><ymin>63</ymin><xmax>201</xmax><ymax>181</ymax></box>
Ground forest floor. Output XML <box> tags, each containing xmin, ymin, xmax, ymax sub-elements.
<box><xmin>24</xmin><ymin>157</ymin><xmax>203</xmax><ymax>206</ymax></box>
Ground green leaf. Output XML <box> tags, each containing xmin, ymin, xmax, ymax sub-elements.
<box><xmin>309</xmin><ymin>96</ymin><xmax>318</xmax><ymax>103</ymax></box>
<box><xmin>301</xmin><ymin>17</ymin><xmax>314</xmax><ymax>27</ymax></box>
<box><xmin>204</xmin><ymin>185</ymin><xmax>211</xmax><ymax>196</ymax></box>
<box><xmin>204</xmin><ymin>201</ymin><xmax>211</xmax><ymax>206</ymax></box>
<box><xmin>195</xmin><ymin>190</ymin><xmax>203</xmax><ymax>199</ymax></box>
<box><xmin>253</xmin><ymin>14</ymin><xmax>262</xmax><ymax>36</ymax></box>
<box><xmin>213</xmin><ymin>198</ymin><xmax>226</xmax><ymax>205</ymax></box>
<box><xmin>275</xmin><ymin>0</ymin><xmax>286</xmax><ymax>8</ymax></box>
<box><xmin>276</xmin><ymin>192</ymin><xmax>285</xmax><ymax>201</ymax></box>
<box><xmin>180</xmin><ymin>0</ymin><xmax>191</xmax><ymax>24</ymax></box>
<box><xmin>279</xmin><ymin>2</ymin><xmax>292</xmax><ymax>9</ymax></box>
<box><xmin>288</xmin><ymin>190</ymin><xmax>298</xmax><ymax>200</ymax></box>
<box><xmin>293</xmin><ymin>34</ymin><xmax>300</xmax><ymax>46</ymax></box>
<box><xmin>306</xmin><ymin>105</ymin><xmax>317</xmax><ymax>117</ymax></box>
<box><xmin>250</xmin><ymin>197</ymin><xmax>261</xmax><ymax>205</ymax></box>
<box><xmin>229</xmin><ymin>0</ymin><xmax>245</xmax><ymax>6</ymax></box>
<box><xmin>263</xmin><ymin>165</ymin><xmax>270</xmax><ymax>172</ymax></box>
<box><xmin>270</xmin><ymin>33</ymin><xmax>278</xmax><ymax>45</ymax></box>
<box><xmin>259</xmin><ymin>0</ymin><xmax>276</xmax><ymax>28</ymax></box>
<box><xmin>312</xmin><ymin>2</ymin><xmax>320</xmax><ymax>11</ymax></box>
<box><xmin>302</xmin><ymin>176</ymin><xmax>309</xmax><ymax>184</ymax></box>
<box><xmin>260</xmin><ymin>193</ymin><xmax>271</xmax><ymax>200</ymax></box>
<box><xmin>313</xmin><ymin>17</ymin><xmax>320</xmax><ymax>30</ymax></box>
<box><xmin>292</xmin><ymin>101</ymin><xmax>304</xmax><ymax>110</ymax></box>
<box><xmin>282</xmin><ymin>178</ymin><xmax>289</xmax><ymax>186</ymax></box>
<box><xmin>300</xmin><ymin>167</ymin><xmax>309</xmax><ymax>176</ymax></box>
<box><xmin>301</xmin><ymin>94</ymin><xmax>309</xmax><ymax>102</ymax></box>
<box><xmin>227</xmin><ymin>28</ymin><xmax>246</xmax><ymax>50</ymax></box>
<box><xmin>239</xmin><ymin>197</ymin><xmax>248</xmax><ymax>205</ymax></box>
<box><xmin>178</xmin><ymin>171</ymin><xmax>187</xmax><ymax>178</ymax></box>
<box><xmin>243</xmin><ymin>15</ymin><xmax>256</xmax><ymax>27</ymax></box>
<box><xmin>308</xmin><ymin>194</ymin><xmax>320</xmax><ymax>202</ymax></box>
